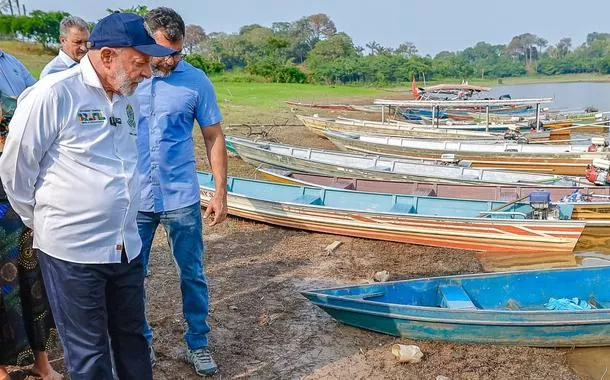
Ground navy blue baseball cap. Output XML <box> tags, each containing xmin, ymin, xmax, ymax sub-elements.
<box><xmin>89</xmin><ymin>12</ymin><xmax>175</xmax><ymax>57</ymax></box>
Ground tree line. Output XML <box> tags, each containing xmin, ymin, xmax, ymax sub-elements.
<box><xmin>1</xmin><ymin>5</ymin><xmax>610</xmax><ymax>84</ymax></box>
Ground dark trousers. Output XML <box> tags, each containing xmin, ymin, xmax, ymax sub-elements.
<box><xmin>38</xmin><ymin>251</ymin><xmax>152</xmax><ymax>380</ymax></box>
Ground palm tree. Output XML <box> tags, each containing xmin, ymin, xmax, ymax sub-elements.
<box><xmin>365</xmin><ymin>41</ymin><xmax>381</xmax><ymax>55</ymax></box>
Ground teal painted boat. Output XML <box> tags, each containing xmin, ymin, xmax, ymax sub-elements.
<box><xmin>198</xmin><ymin>172</ymin><xmax>585</xmax><ymax>253</ymax></box>
<box><xmin>302</xmin><ymin>266</ymin><xmax>610</xmax><ymax>347</ymax></box>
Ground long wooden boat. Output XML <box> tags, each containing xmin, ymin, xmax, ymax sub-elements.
<box><xmin>298</xmin><ymin>115</ymin><xmax>540</xmax><ymax>141</ymax></box>
<box><xmin>302</xmin><ymin>266</ymin><xmax>610</xmax><ymax>347</ymax></box>
<box><xmin>198</xmin><ymin>172</ymin><xmax>584</xmax><ymax>252</ymax></box>
<box><xmin>285</xmin><ymin>101</ymin><xmax>356</xmax><ymax>111</ymax></box>
<box><xmin>298</xmin><ymin>115</ymin><xmax>561</xmax><ymax>143</ymax></box>
<box><xmin>226</xmin><ymin>136</ymin><xmax>592</xmax><ymax>187</ymax></box>
<box><xmin>257</xmin><ymin>168</ymin><xmax>610</xmax><ymax>221</ymax></box>
<box><xmin>324</xmin><ymin>130</ymin><xmax>610</xmax><ymax>176</ymax></box>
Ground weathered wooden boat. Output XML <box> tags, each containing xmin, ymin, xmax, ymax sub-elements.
<box><xmin>198</xmin><ymin>172</ymin><xmax>584</xmax><ymax>252</ymax></box>
<box><xmin>285</xmin><ymin>101</ymin><xmax>356</xmax><ymax>111</ymax></box>
<box><xmin>301</xmin><ymin>266</ymin><xmax>610</xmax><ymax>347</ymax></box>
<box><xmin>225</xmin><ymin>136</ymin><xmax>592</xmax><ymax>187</ymax></box>
<box><xmin>324</xmin><ymin>130</ymin><xmax>610</xmax><ymax>176</ymax></box>
<box><xmin>258</xmin><ymin>167</ymin><xmax>610</xmax><ymax>221</ymax></box>
<box><xmin>297</xmin><ymin>115</ymin><xmax>553</xmax><ymax>142</ymax></box>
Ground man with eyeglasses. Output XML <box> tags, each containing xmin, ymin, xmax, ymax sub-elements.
<box><xmin>40</xmin><ymin>16</ymin><xmax>89</xmax><ymax>78</ymax></box>
<box><xmin>136</xmin><ymin>7</ymin><xmax>227</xmax><ymax>377</ymax></box>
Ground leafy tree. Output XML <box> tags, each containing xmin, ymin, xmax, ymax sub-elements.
<box><xmin>554</xmin><ymin>37</ymin><xmax>572</xmax><ymax>58</ymax></box>
<box><xmin>307</xmin><ymin>13</ymin><xmax>336</xmax><ymax>40</ymax></box>
<box><xmin>395</xmin><ymin>41</ymin><xmax>418</xmax><ymax>58</ymax></box>
<box><xmin>365</xmin><ymin>41</ymin><xmax>381</xmax><ymax>55</ymax></box>
<box><xmin>586</xmin><ymin>32</ymin><xmax>610</xmax><ymax>46</ymax></box>
<box><xmin>271</xmin><ymin>22</ymin><xmax>290</xmax><ymax>33</ymax></box>
<box><xmin>184</xmin><ymin>24</ymin><xmax>205</xmax><ymax>54</ymax></box>
<box><xmin>29</xmin><ymin>10</ymin><xmax>69</xmax><ymax>47</ymax></box>
<box><xmin>306</xmin><ymin>32</ymin><xmax>357</xmax><ymax>66</ymax></box>
<box><xmin>185</xmin><ymin>54</ymin><xmax>224</xmax><ymax>75</ymax></box>
<box><xmin>106</xmin><ymin>5</ymin><xmax>148</xmax><ymax>16</ymax></box>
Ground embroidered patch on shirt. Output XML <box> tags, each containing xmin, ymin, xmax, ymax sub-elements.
<box><xmin>126</xmin><ymin>104</ymin><xmax>136</xmax><ymax>135</ymax></box>
<box><xmin>78</xmin><ymin>109</ymin><xmax>106</xmax><ymax>125</ymax></box>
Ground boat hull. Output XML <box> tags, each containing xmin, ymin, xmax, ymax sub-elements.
<box><xmin>302</xmin><ymin>267</ymin><xmax>610</xmax><ymax>347</ymax></box>
<box><xmin>298</xmin><ymin>115</ymin><xmax>511</xmax><ymax>140</ymax></box>
<box><xmin>258</xmin><ymin>169</ymin><xmax>610</xmax><ymax>221</ymax></box>
<box><xmin>199</xmin><ymin>186</ymin><xmax>584</xmax><ymax>253</ymax></box>
<box><xmin>309</xmin><ymin>304</ymin><xmax>610</xmax><ymax>346</ymax></box>
<box><xmin>325</xmin><ymin>132</ymin><xmax>608</xmax><ymax>176</ymax></box>
<box><xmin>228</xmin><ymin>137</ymin><xmax>590</xmax><ymax>187</ymax></box>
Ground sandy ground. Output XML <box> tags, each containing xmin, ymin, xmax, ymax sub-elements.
<box><xmin>8</xmin><ymin>106</ymin><xmax>604</xmax><ymax>380</ymax></box>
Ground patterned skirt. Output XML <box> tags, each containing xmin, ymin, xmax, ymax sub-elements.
<box><xmin>0</xmin><ymin>201</ymin><xmax>57</xmax><ymax>366</ymax></box>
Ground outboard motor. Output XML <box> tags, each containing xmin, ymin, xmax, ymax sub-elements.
<box><xmin>585</xmin><ymin>158</ymin><xmax>610</xmax><ymax>185</ymax></box>
<box><xmin>529</xmin><ymin>191</ymin><xmax>560</xmax><ymax>220</ymax></box>
<box><xmin>440</xmin><ymin>154</ymin><xmax>459</xmax><ymax>166</ymax></box>
<box><xmin>587</xmin><ymin>137</ymin><xmax>609</xmax><ymax>152</ymax></box>
<box><xmin>503</xmin><ymin>125</ymin><xmax>528</xmax><ymax>143</ymax></box>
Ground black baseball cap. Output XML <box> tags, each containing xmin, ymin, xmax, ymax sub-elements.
<box><xmin>89</xmin><ymin>12</ymin><xmax>175</xmax><ymax>57</ymax></box>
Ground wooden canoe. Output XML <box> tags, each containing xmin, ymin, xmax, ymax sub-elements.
<box><xmin>298</xmin><ymin>115</ymin><xmax>562</xmax><ymax>143</ymax></box>
<box><xmin>257</xmin><ymin>167</ymin><xmax>610</xmax><ymax>221</ymax></box>
<box><xmin>323</xmin><ymin>130</ymin><xmax>610</xmax><ymax>176</ymax></box>
<box><xmin>302</xmin><ymin>266</ymin><xmax>610</xmax><ymax>347</ymax></box>
<box><xmin>198</xmin><ymin>172</ymin><xmax>584</xmax><ymax>253</ymax></box>
<box><xmin>226</xmin><ymin>136</ymin><xmax>592</xmax><ymax>187</ymax></box>
<box><xmin>298</xmin><ymin>115</ymin><xmax>529</xmax><ymax>140</ymax></box>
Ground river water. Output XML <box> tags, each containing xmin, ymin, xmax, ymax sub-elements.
<box><xmin>487</xmin><ymin>82</ymin><xmax>610</xmax><ymax>112</ymax></box>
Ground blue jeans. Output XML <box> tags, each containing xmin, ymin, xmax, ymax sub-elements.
<box><xmin>137</xmin><ymin>202</ymin><xmax>210</xmax><ymax>350</ymax></box>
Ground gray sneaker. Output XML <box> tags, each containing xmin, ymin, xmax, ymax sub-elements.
<box><xmin>186</xmin><ymin>347</ymin><xmax>217</xmax><ymax>376</ymax></box>
<box><xmin>149</xmin><ymin>345</ymin><xmax>156</xmax><ymax>368</ymax></box>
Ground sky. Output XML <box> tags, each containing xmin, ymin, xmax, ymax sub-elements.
<box><xmin>21</xmin><ymin>0</ymin><xmax>610</xmax><ymax>56</ymax></box>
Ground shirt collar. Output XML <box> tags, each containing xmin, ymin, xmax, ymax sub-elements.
<box><xmin>79</xmin><ymin>54</ymin><xmax>105</xmax><ymax>90</ymax></box>
<box><xmin>59</xmin><ymin>49</ymin><xmax>77</xmax><ymax>67</ymax></box>
<box><xmin>173</xmin><ymin>60</ymin><xmax>186</xmax><ymax>72</ymax></box>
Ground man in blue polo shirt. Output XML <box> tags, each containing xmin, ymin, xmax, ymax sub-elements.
<box><xmin>137</xmin><ymin>7</ymin><xmax>228</xmax><ymax>377</ymax></box>
<box><xmin>0</xmin><ymin>50</ymin><xmax>35</xmax><ymax>96</ymax></box>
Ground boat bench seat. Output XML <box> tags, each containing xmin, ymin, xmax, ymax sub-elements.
<box><xmin>439</xmin><ymin>285</ymin><xmax>477</xmax><ymax>310</ymax></box>
<box><xmin>291</xmin><ymin>195</ymin><xmax>323</xmax><ymax>205</ymax></box>
<box><xmin>388</xmin><ymin>203</ymin><xmax>416</xmax><ymax>214</ymax></box>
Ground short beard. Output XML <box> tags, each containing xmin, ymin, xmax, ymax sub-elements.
<box><xmin>151</xmin><ymin>65</ymin><xmax>171</xmax><ymax>78</ymax></box>
<box><xmin>115</xmin><ymin>66</ymin><xmax>137</xmax><ymax>96</ymax></box>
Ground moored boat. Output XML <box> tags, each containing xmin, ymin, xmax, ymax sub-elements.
<box><xmin>198</xmin><ymin>172</ymin><xmax>584</xmax><ymax>253</ymax></box>
<box><xmin>257</xmin><ymin>167</ymin><xmax>610</xmax><ymax>221</ymax></box>
<box><xmin>297</xmin><ymin>115</ymin><xmax>547</xmax><ymax>142</ymax></box>
<box><xmin>226</xmin><ymin>136</ymin><xmax>592</xmax><ymax>187</ymax></box>
<box><xmin>323</xmin><ymin>130</ymin><xmax>610</xmax><ymax>176</ymax></box>
<box><xmin>302</xmin><ymin>266</ymin><xmax>610</xmax><ymax>347</ymax></box>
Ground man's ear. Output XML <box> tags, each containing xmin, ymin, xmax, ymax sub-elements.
<box><xmin>100</xmin><ymin>47</ymin><xmax>117</xmax><ymax>66</ymax></box>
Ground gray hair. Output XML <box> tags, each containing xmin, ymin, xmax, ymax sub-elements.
<box><xmin>144</xmin><ymin>7</ymin><xmax>185</xmax><ymax>42</ymax></box>
<box><xmin>59</xmin><ymin>16</ymin><xmax>89</xmax><ymax>38</ymax></box>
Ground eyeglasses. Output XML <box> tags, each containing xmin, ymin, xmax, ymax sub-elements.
<box><xmin>165</xmin><ymin>51</ymin><xmax>184</xmax><ymax>62</ymax></box>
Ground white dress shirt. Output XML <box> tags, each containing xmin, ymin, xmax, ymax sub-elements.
<box><xmin>40</xmin><ymin>49</ymin><xmax>78</xmax><ymax>79</ymax></box>
<box><xmin>0</xmin><ymin>54</ymin><xmax>142</xmax><ymax>264</ymax></box>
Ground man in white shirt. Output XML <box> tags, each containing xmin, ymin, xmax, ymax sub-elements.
<box><xmin>0</xmin><ymin>12</ymin><xmax>174</xmax><ymax>380</ymax></box>
<box><xmin>40</xmin><ymin>16</ymin><xmax>89</xmax><ymax>78</ymax></box>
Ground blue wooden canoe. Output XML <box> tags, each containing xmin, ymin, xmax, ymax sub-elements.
<box><xmin>302</xmin><ymin>266</ymin><xmax>610</xmax><ymax>347</ymax></box>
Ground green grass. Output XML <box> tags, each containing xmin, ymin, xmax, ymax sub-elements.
<box><xmin>0</xmin><ymin>40</ymin><xmax>56</xmax><ymax>79</ymax></box>
<box><xmin>214</xmin><ymin>81</ymin><xmax>387</xmax><ymax>109</ymax></box>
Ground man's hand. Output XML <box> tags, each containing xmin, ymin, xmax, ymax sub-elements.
<box><xmin>203</xmin><ymin>191</ymin><xmax>227</xmax><ymax>226</ymax></box>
